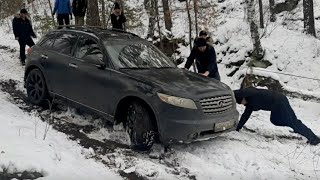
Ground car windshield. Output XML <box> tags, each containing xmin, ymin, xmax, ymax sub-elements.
<box><xmin>105</xmin><ymin>41</ymin><xmax>176</xmax><ymax>69</ymax></box>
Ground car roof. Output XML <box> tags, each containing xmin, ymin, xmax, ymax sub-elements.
<box><xmin>49</xmin><ymin>25</ymin><xmax>141</xmax><ymax>41</ymax></box>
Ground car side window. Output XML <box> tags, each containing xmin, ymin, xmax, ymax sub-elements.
<box><xmin>75</xmin><ymin>37</ymin><xmax>104</xmax><ymax>64</ymax></box>
<box><xmin>52</xmin><ymin>33</ymin><xmax>78</xmax><ymax>55</ymax></box>
<box><xmin>39</xmin><ymin>33</ymin><xmax>56</xmax><ymax>49</ymax></box>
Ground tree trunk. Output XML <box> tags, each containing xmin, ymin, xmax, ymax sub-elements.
<box><xmin>303</xmin><ymin>0</ymin><xmax>316</xmax><ymax>37</ymax></box>
<box><xmin>247</xmin><ymin>0</ymin><xmax>264</xmax><ymax>60</ymax></box>
<box><xmin>100</xmin><ymin>0</ymin><xmax>106</xmax><ymax>28</ymax></box>
<box><xmin>86</xmin><ymin>0</ymin><xmax>101</xmax><ymax>26</ymax></box>
<box><xmin>186</xmin><ymin>0</ymin><xmax>196</xmax><ymax>72</ymax></box>
<box><xmin>47</xmin><ymin>0</ymin><xmax>56</xmax><ymax>26</ymax></box>
<box><xmin>155</xmin><ymin>0</ymin><xmax>163</xmax><ymax>50</ymax></box>
<box><xmin>144</xmin><ymin>0</ymin><xmax>156</xmax><ymax>39</ymax></box>
<box><xmin>162</xmin><ymin>0</ymin><xmax>173</xmax><ymax>31</ymax></box>
<box><xmin>193</xmin><ymin>0</ymin><xmax>199</xmax><ymax>36</ymax></box>
<box><xmin>269</xmin><ymin>0</ymin><xmax>276</xmax><ymax>22</ymax></box>
<box><xmin>258</xmin><ymin>0</ymin><xmax>264</xmax><ymax>28</ymax></box>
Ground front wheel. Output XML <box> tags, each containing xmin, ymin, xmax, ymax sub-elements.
<box><xmin>126</xmin><ymin>101</ymin><xmax>156</xmax><ymax>151</ymax></box>
<box><xmin>26</xmin><ymin>69</ymin><xmax>49</xmax><ymax>106</ymax></box>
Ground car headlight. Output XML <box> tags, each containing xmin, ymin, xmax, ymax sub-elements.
<box><xmin>157</xmin><ymin>93</ymin><xmax>197</xmax><ymax>109</ymax></box>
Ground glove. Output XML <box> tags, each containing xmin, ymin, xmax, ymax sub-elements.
<box><xmin>15</xmin><ymin>37</ymin><xmax>19</xmax><ymax>40</ymax></box>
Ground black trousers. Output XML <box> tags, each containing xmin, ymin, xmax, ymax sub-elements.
<box><xmin>57</xmin><ymin>14</ymin><xmax>70</xmax><ymax>27</ymax></box>
<box><xmin>18</xmin><ymin>37</ymin><xmax>35</xmax><ymax>63</ymax></box>
<box><xmin>270</xmin><ymin>97</ymin><xmax>318</xmax><ymax>141</ymax></box>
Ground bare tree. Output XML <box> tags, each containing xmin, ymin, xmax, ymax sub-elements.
<box><xmin>303</xmin><ymin>0</ymin><xmax>316</xmax><ymax>37</ymax></box>
<box><xmin>155</xmin><ymin>0</ymin><xmax>163</xmax><ymax>50</ymax></box>
<box><xmin>144</xmin><ymin>0</ymin><xmax>157</xmax><ymax>39</ymax></box>
<box><xmin>269</xmin><ymin>0</ymin><xmax>276</xmax><ymax>22</ymax></box>
<box><xmin>258</xmin><ymin>0</ymin><xmax>264</xmax><ymax>28</ymax></box>
<box><xmin>100</xmin><ymin>0</ymin><xmax>107</xmax><ymax>28</ymax></box>
<box><xmin>247</xmin><ymin>0</ymin><xmax>264</xmax><ymax>60</ymax></box>
<box><xmin>162</xmin><ymin>0</ymin><xmax>173</xmax><ymax>31</ymax></box>
<box><xmin>86</xmin><ymin>0</ymin><xmax>101</xmax><ymax>26</ymax></box>
<box><xmin>193</xmin><ymin>0</ymin><xmax>199</xmax><ymax>36</ymax></box>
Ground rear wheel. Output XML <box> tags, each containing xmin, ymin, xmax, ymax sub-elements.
<box><xmin>126</xmin><ymin>101</ymin><xmax>156</xmax><ymax>151</ymax></box>
<box><xmin>26</xmin><ymin>69</ymin><xmax>49</xmax><ymax>106</ymax></box>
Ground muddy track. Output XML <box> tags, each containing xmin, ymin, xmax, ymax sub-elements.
<box><xmin>0</xmin><ymin>79</ymin><xmax>196</xmax><ymax>180</ymax></box>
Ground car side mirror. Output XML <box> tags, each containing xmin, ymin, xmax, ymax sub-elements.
<box><xmin>83</xmin><ymin>56</ymin><xmax>106</xmax><ymax>69</ymax></box>
<box><xmin>173</xmin><ymin>57</ymin><xmax>184</xmax><ymax>66</ymax></box>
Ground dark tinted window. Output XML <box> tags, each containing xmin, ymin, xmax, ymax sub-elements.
<box><xmin>52</xmin><ymin>33</ymin><xmax>78</xmax><ymax>55</ymax></box>
<box><xmin>75</xmin><ymin>37</ymin><xmax>103</xmax><ymax>64</ymax></box>
<box><xmin>39</xmin><ymin>33</ymin><xmax>56</xmax><ymax>49</ymax></box>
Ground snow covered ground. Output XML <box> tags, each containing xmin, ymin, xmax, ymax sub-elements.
<box><xmin>1</xmin><ymin>0</ymin><xmax>320</xmax><ymax>179</ymax></box>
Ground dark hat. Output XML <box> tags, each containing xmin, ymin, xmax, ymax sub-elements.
<box><xmin>114</xmin><ymin>2</ymin><xmax>121</xmax><ymax>10</ymax></box>
<box><xmin>199</xmin><ymin>30</ymin><xmax>207</xmax><ymax>37</ymax></box>
<box><xmin>195</xmin><ymin>38</ymin><xmax>207</xmax><ymax>47</ymax></box>
<box><xmin>20</xmin><ymin>9</ymin><xmax>28</xmax><ymax>14</ymax></box>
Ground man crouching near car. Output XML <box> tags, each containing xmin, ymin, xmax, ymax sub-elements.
<box><xmin>184</xmin><ymin>38</ymin><xmax>221</xmax><ymax>81</ymax></box>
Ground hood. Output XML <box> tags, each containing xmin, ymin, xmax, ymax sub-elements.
<box><xmin>121</xmin><ymin>68</ymin><xmax>231</xmax><ymax>99</ymax></box>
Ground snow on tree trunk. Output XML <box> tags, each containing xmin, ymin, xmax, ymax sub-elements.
<box><xmin>269</xmin><ymin>0</ymin><xmax>276</xmax><ymax>22</ymax></box>
<box><xmin>144</xmin><ymin>0</ymin><xmax>157</xmax><ymax>39</ymax></box>
<box><xmin>303</xmin><ymin>0</ymin><xmax>316</xmax><ymax>37</ymax></box>
<box><xmin>247</xmin><ymin>0</ymin><xmax>264</xmax><ymax>60</ymax></box>
<box><xmin>87</xmin><ymin>0</ymin><xmax>101</xmax><ymax>26</ymax></box>
<box><xmin>100</xmin><ymin>0</ymin><xmax>106</xmax><ymax>28</ymax></box>
<box><xmin>162</xmin><ymin>0</ymin><xmax>172</xmax><ymax>32</ymax></box>
<box><xmin>193</xmin><ymin>0</ymin><xmax>199</xmax><ymax>36</ymax></box>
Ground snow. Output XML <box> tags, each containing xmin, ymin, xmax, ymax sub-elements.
<box><xmin>1</xmin><ymin>0</ymin><xmax>320</xmax><ymax>179</ymax></box>
<box><xmin>0</xmin><ymin>91</ymin><xmax>122</xmax><ymax>179</ymax></box>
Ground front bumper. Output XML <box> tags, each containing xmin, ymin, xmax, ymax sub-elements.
<box><xmin>154</xmin><ymin>100</ymin><xmax>239</xmax><ymax>144</ymax></box>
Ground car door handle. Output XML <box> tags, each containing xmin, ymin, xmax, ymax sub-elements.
<box><xmin>41</xmin><ymin>54</ymin><xmax>48</xmax><ymax>59</ymax></box>
<box><xmin>69</xmin><ymin>63</ymin><xmax>78</xmax><ymax>69</ymax></box>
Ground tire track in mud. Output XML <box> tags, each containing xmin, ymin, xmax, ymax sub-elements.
<box><xmin>0</xmin><ymin>79</ymin><xmax>196</xmax><ymax>180</ymax></box>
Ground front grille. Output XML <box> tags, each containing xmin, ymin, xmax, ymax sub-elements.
<box><xmin>200</xmin><ymin>95</ymin><xmax>233</xmax><ymax>115</ymax></box>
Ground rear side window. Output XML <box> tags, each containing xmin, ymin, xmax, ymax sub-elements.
<box><xmin>52</xmin><ymin>33</ymin><xmax>78</xmax><ymax>55</ymax></box>
<box><xmin>39</xmin><ymin>33</ymin><xmax>56</xmax><ymax>49</ymax></box>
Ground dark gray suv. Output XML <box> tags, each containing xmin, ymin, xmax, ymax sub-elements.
<box><xmin>25</xmin><ymin>26</ymin><xmax>239</xmax><ymax>150</ymax></box>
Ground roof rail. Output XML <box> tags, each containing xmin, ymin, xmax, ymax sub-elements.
<box><xmin>56</xmin><ymin>25</ymin><xmax>139</xmax><ymax>37</ymax></box>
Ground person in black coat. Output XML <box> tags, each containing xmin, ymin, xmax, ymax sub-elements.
<box><xmin>72</xmin><ymin>0</ymin><xmax>87</xmax><ymax>25</ymax></box>
<box><xmin>12</xmin><ymin>9</ymin><xmax>36</xmax><ymax>65</ymax></box>
<box><xmin>234</xmin><ymin>87</ymin><xmax>320</xmax><ymax>145</ymax></box>
<box><xmin>185</xmin><ymin>38</ymin><xmax>220</xmax><ymax>81</ymax></box>
<box><xmin>111</xmin><ymin>2</ymin><xmax>126</xmax><ymax>30</ymax></box>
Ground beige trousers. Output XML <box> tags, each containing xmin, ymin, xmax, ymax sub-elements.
<box><xmin>75</xmin><ymin>16</ymin><xmax>85</xmax><ymax>26</ymax></box>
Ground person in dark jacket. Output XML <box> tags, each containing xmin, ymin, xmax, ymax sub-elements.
<box><xmin>12</xmin><ymin>9</ymin><xmax>36</xmax><ymax>65</ymax></box>
<box><xmin>234</xmin><ymin>87</ymin><xmax>320</xmax><ymax>145</ymax></box>
<box><xmin>193</xmin><ymin>30</ymin><xmax>213</xmax><ymax>46</ymax></box>
<box><xmin>52</xmin><ymin>0</ymin><xmax>72</xmax><ymax>27</ymax></box>
<box><xmin>111</xmin><ymin>2</ymin><xmax>126</xmax><ymax>30</ymax></box>
<box><xmin>72</xmin><ymin>0</ymin><xmax>87</xmax><ymax>26</ymax></box>
<box><xmin>185</xmin><ymin>38</ymin><xmax>220</xmax><ymax>81</ymax></box>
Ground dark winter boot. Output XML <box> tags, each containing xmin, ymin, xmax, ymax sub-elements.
<box><xmin>308</xmin><ymin>137</ymin><xmax>320</xmax><ymax>146</ymax></box>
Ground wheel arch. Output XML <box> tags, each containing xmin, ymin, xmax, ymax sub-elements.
<box><xmin>114</xmin><ymin>96</ymin><xmax>159</xmax><ymax>134</ymax></box>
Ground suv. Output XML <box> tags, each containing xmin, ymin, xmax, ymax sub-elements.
<box><xmin>25</xmin><ymin>26</ymin><xmax>239</xmax><ymax>150</ymax></box>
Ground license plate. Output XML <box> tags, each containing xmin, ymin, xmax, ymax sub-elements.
<box><xmin>214</xmin><ymin>120</ymin><xmax>235</xmax><ymax>132</ymax></box>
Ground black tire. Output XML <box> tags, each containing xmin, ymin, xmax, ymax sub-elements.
<box><xmin>26</xmin><ymin>69</ymin><xmax>49</xmax><ymax>106</ymax></box>
<box><xmin>126</xmin><ymin>101</ymin><xmax>156</xmax><ymax>151</ymax></box>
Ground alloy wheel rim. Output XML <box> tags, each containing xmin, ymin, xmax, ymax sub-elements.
<box><xmin>28</xmin><ymin>72</ymin><xmax>44</xmax><ymax>102</ymax></box>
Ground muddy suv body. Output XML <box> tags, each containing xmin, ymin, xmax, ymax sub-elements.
<box><xmin>24</xmin><ymin>26</ymin><xmax>239</xmax><ymax>150</ymax></box>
